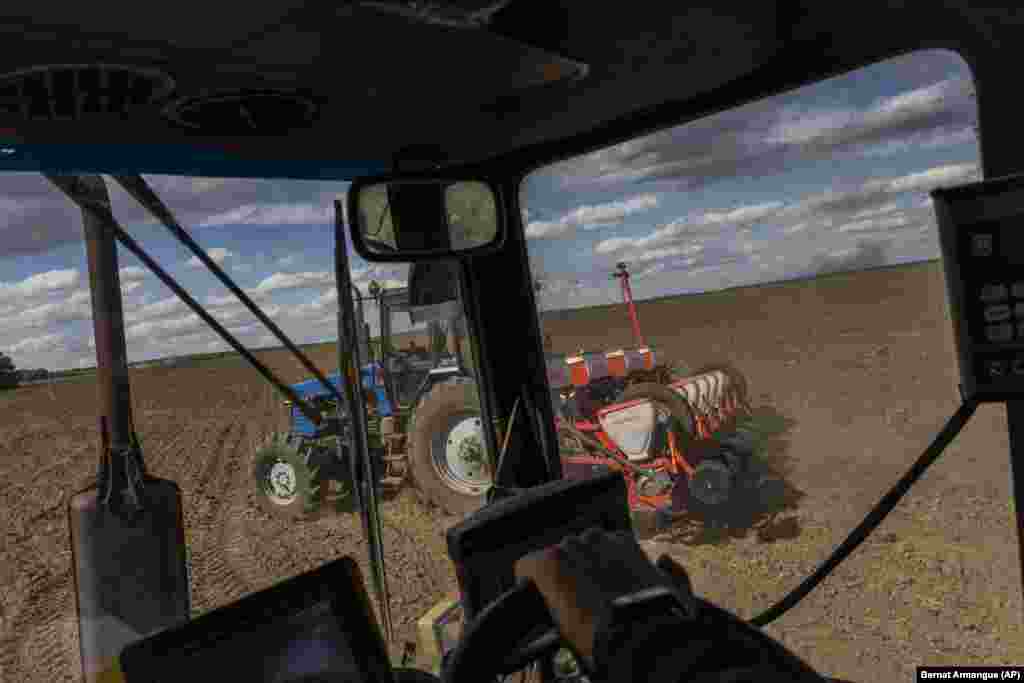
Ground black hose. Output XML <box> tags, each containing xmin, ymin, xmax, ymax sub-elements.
<box><xmin>750</xmin><ymin>399</ymin><xmax>978</xmax><ymax>626</ymax></box>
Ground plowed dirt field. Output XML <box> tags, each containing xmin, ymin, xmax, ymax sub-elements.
<box><xmin>3</xmin><ymin>260</ymin><xmax>1022</xmax><ymax>682</ymax></box>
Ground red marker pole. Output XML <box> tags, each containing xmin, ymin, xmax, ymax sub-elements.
<box><xmin>613</xmin><ymin>262</ymin><xmax>645</xmax><ymax>348</ymax></box>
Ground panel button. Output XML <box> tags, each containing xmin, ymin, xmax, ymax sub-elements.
<box><xmin>1013</xmin><ymin>358</ymin><xmax>1024</xmax><ymax>375</ymax></box>
<box><xmin>981</xmin><ymin>283</ymin><xmax>1009</xmax><ymax>302</ymax></box>
<box><xmin>1016</xmin><ymin>303</ymin><xmax>1024</xmax><ymax>318</ymax></box>
<box><xmin>985</xmin><ymin>304</ymin><xmax>1012</xmax><ymax>322</ymax></box>
<box><xmin>986</xmin><ymin>323</ymin><xmax>1014</xmax><ymax>343</ymax></box>
<box><xmin>1014</xmin><ymin>282</ymin><xmax>1024</xmax><ymax>299</ymax></box>
<box><xmin>987</xmin><ymin>359</ymin><xmax>1009</xmax><ymax>377</ymax></box>
<box><xmin>972</xmin><ymin>233</ymin><xmax>994</xmax><ymax>257</ymax></box>
<box><xmin>1018</xmin><ymin>321</ymin><xmax>1024</xmax><ymax>339</ymax></box>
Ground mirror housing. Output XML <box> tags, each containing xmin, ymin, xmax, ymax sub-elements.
<box><xmin>348</xmin><ymin>176</ymin><xmax>505</xmax><ymax>262</ymax></box>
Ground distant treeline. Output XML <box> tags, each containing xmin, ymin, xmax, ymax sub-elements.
<box><xmin>17</xmin><ymin>368</ymin><xmax>50</xmax><ymax>381</ymax></box>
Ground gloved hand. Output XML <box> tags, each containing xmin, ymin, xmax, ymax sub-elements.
<box><xmin>515</xmin><ymin>527</ymin><xmax>827</xmax><ymax>683</ymax></box>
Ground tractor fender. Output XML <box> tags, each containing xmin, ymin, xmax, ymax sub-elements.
<box><xmin>410</xmin><ymin>367</ymin><xmax>466</xmax><ymax>408</ymax></box>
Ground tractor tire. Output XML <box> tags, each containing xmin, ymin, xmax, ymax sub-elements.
<box><xmin>619</xmin><ymin>382</ymin><xmax>697</xmax><ymax>442</ymax></box>
<box><xmin>408</xmin><ymin>376</ymin><xmax>490</xmax><ymax>518</ymax></box>
<box><xmin>251</xmin><ymin>433</ymin><xmax>322</xmax><ymax>520</ymax></box>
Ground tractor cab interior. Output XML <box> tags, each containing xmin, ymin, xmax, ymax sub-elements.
<box><xmin>1</xmin><ymin>2</ymin><xmax>1023</xmax><ymax>683</ymax></box>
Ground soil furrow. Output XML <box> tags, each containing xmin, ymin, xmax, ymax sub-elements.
<box><xmin>1</xmin><ymin>571</ymin><xmax>73</xmax><ymax>683</ymax></box>
<box><xmin>187</xmin><ymin>420</ymin><xmax>254</xmax><ymax>616</ymax></box>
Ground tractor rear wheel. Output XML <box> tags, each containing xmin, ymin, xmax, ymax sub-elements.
<box><xmin>408</xmin><ymin>377</ymin><xmax>490</xmax><ymax>518</ymax></box>
<box><xmin>252</xmin><ymin>433</ymin><xmax>322</xmax><ymax>520</ymax></box>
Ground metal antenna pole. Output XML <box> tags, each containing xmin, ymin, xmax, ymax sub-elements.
<box><xmin>613</xmin><ymin>262</ymin><xmax>645</xmax><ymax>347</ymax></box>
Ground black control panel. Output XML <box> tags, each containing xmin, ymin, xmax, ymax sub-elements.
<box><xmin>934</xmin><ymin>173</ymin><xmax>1024</xmax><ymax>401</ymax></box>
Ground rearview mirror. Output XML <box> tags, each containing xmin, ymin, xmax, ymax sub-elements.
<box><xmin>348</xmin><ymin>178</ymin><xmax>504</xmax><ymax>261</ymax></box>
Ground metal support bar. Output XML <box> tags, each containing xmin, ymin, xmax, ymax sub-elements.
<box><xmin>377</xmin><ymin>291</ymin><xmax>400</xmax><ymax>409</ymax></box>
<box><xmin>1006</xmin><ymin>400</ymin><xmax>1024</xmax><ymax>619</ymax></box>
<box><xmin>334</xmin><ymin>199</ymin><xmax>393</xmax><ymax>645</ymax></box>
<box><xmin>110</xmin><ymin>175</ymin><xmax>348</xmax><ymax>411</ymax></box>
<box><xmin>80</xmin><ymin>176</ymin><xmax>135</xmax><ymax>453</ymax></box>
<box><xmin>44</xmin><ymin>174</ymin><xmax>324</xmax><ymax>428</ymax></box>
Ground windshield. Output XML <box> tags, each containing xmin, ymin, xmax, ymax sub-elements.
<box><xmin>0</xmin><ymin>175</ymin><xmax>487</xmax><ymax>678</ymax></box>
<box><xmin>519</xmin><ymin>49</ymin><xmax>1002</xmax><ymax>682</ymax></box>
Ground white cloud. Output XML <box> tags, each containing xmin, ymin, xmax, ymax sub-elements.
<box><xmin>0</xmin><ymin>268</ymin><xmax>80</xmax><ymax>303</ymax></box>
<box><xmin>565</xmin><ymin>194</ymin><xmax>660</xmax><ymax>229</ymax></box>
<box><xmin>865</xmin><ymin>162</ymin><xmax>978</xmax><ymax>195</ymax></box>
<box><xmin>594</xmin><ymin>200</ymin><xmax>783</xmax><ymax>256</ymax></box>
<box><xmin>278</xmin><ymin>254</ymin><xmax>299</xmax><ymax>267</ymax></box>
<box><xmin>119</xmin><ymin>266</ymin><xmax>147</xmax><ymax>282</ymax></box>
<box><xmin>526</xmin><ymin>193</ymin><xmax>661</xmax><ymax>239</ymax></box>
<box><xmin>837</xmin><ymin>214</ymin><xmax>912</xmax><ymax>234</ymax></box>
<box><xmin>11</xmin><ymin>332</ymin><xmax>64</xmax><ymax>354</ymax></box>
<box><xmin>125</xmin><ymin>295</ymin><xmax>189</xmax><ymax>324</ymax></box>
<box><xmin>850</xmin><ymin>202</ymin><xmax>903</xmax><ymax>219</ymax></box>
<box><xmin>253</xmin><ymin>271</ymin><xmax>334</xmax><ymax>295</ymax></box>
<box><xmin>232</xmin><ymin>262</ymin><xmax>253</xmax><ymax>273</ymax></box>
<box><xmin>636</xmin><ymin>263</ymin><xmax>669</xmax><ymax>279</ymax></box>
<box><xmin>186</xmin><ymin>247</ymin><xmax>233</xmax><ymax>268</ymax></box>
<box><xmin>121</xmin><ymin>281</ymin><xmax>144</xmax><ymax>296</ymax></box>
<box><xmin>698</xmin><ymin>201</ymin><xmax>785</xmax><ymax>226</ymax></box>
<box><xmin>593</xmin><ymin>162</ymin><xmax>973</xmax><ymax>267</ymax></box>
<box><xmin>126</xmin><ymin>313</ymin><xmax>205</xmax><ymax>342</ymax></box>
<box><xmin>198</xmin><ymin>203</ymin><xmax>332</xmax><ymax>228</ymax></box>
<box><xmin>311</xmin><ymin>288</ymin><xmax>337</xmax><ymax>308</ymax></box>
<box><xmin>594</xmin><ymin>237</ymin><xmax>637</xmax><ymax>255</ymax></box>
<box><xmin>765</xmin><ymin>109</ymin><xmax>858</xmax><ymax>146</ymax></box>
<box><xmin>204</xmin><ymin>293</ymin><xmax>237</xmax><ymax>307</ymax></box>
<box><xmin>7</xmin><ymin>290</ymin><xmax>92</xmax><ymax>329</ymax></box>
<box><xmin>526</xmin><ymin>220</ymin><xmax>572</xmax><ymax>239</ymax></box>
<box><xmin>633</xmin><ymin>243</ymin><xmax>704</xmax><ymax>263</ymax></box>
<box><xmin>545</xmin><ymin>57</ymin><xmax>975</xmax><ymax>193</ymax></box>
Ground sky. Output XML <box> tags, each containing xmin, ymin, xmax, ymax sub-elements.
<box><xmin>0</xmin><ymin>48</ymin><xmax>980</xmax><ymax>372</ymax></box>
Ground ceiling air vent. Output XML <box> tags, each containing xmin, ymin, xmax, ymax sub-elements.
<box><xmin>0</xmin><ymin>64</ymin><xmax>175</xmax><ymax>121</ymax></box>
<box><xmin>163</xmin><ymin>90</ymin><xmax>320</xmax><ymax>136</ymax></box>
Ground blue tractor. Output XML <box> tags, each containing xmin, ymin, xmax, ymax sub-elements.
<box><xmin>251</xmin><ymin>272</ymin><xmax>490</xmax><ymax>520</ymax></box>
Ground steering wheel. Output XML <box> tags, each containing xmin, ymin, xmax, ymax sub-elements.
<box><xmin>443</xmin><ymin>578</ymin><xmax>563</xmax><ymax>683</ymax></box>
<box><xmin>443</xmin><ymin>553</ymin><xmax>697</xmax><ymax>682</ymax></box>
<box><xmin>443</xmin><ymin>569</ymin><xmax>835</xmax><ymax>683</ymax></box>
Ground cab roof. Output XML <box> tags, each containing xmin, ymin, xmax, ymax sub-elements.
<box><xmin>0</xmin><ymin>1</ymin><xmax>998</xmax><ymax>179</ymax></box>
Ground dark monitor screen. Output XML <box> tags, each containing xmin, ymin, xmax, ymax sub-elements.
<box><xmin>121</xmin><ymin>556</ymin><xmax>394</xmax><ymax>683</ymax></box>
<box><xmin>187</xmin><ymin>600</ymin><xmax>359</xmax><ymax>683</ymax></box>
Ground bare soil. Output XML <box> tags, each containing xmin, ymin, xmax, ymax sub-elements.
<box><xmin>2</xmin><ymin>259</ymin><xmax>1022</xmax><ymax>682</ymax></box>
